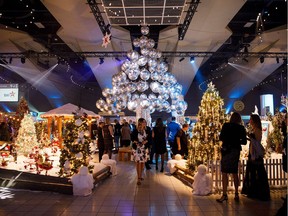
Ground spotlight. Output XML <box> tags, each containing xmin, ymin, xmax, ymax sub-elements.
<box><xmin>9</xmin><ymin>57</ymin><xmax>12</xmax><ymax>64</ymax></box>
<box><xmin>115</xmin><ymin>57</ymin><xmax>121</xmax><ymax>62</ymax></box>
<box><xmin>179</xmin><ymin>57</ymin><xmax>185</xmax><ymax>62</ymax></box>
<box><xmin>190</xmin><ymin>56</ymin><xmax>195</xmax><ymax>63</ymax></box>
<box><xmin>242</xmin><ymin>58</ymin><xmax>248</xmax><ymax>63</ymax></box>
<box><xmin>21</xmin><ymin>57</ymin><xmax>26</xmax><ymax>64</ymax></box>
<box><xmin>276</xmin><ymin>57</ymin><xmax>279</xmax><ymax>63</ymax></box>
<box><xmin>99</xmin><ymin>57</ymin><xmax>104</xmax><ymax>65</ymax></box>
<box><xmin>260</xmin><ymin>56</ymin><xmax>264</xmax><ymax>63</ymax></box>
<box><xmin>163</xmin><ymin>57</ymin><xmax>168</xmax><ymax>64</ymax></box>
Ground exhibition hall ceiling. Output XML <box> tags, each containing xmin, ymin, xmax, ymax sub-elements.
<box><xmin>0</xmin><ymin>0</ymin><xmax>286</xmax><ymax>115</ymax></box>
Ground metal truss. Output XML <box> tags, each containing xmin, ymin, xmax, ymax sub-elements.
<box><xmin>87</xmin><ymin>0</ymin><xmax>109</xmax><ymax>36</ymax></box>
<box><xmin>0</xmin><ymin>51</ymin><xmax>287</xmax><ymax>59</ymax></box>
<box><xmin>178</xmin><ymin>0</ymin><xmax>201</xmax><ymax>40</ymax></box>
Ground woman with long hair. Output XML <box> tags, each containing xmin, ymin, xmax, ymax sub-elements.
<box><xmin>216</xmin><ymin>112</ymin><xmax>247</xmax><ymax>203</ymax></box>
<box><xmin>131</xmin><ymin>118</ymin><xmax>150</xmax><ymax>185</ymax></box>
<box><xmin>241</xmin><ymin>114</ymin><xmax>270</xmax><ymax>201</ymax></box>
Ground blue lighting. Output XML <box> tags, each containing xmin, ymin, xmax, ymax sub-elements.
<box><xmin>225</xmin><ymin>102</ymin><xmax>233</xmax><ymax>114</ymax></box>
<box><xmin>230</xmin><ymin>89</ymin><xmax>244</xmax><ymax>98</ymax></box>
<box><xmin>1</xmin><ymin>104</ymin><xmax>12</xmax><ymax>112</ymax></box>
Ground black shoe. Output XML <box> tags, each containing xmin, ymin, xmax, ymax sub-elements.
<box><xmin>145</xmin><ymin>163</ymin><xmax>151</xmax><ymax>170</ymax></box>
<box><xmin>216</xmin><ymin>194</ymin><xmax>228</xmax><ymax>203</ymax></box>
<box><xmin>234</xmin><ymin>193</ymin><xmax>239</xmax><ymax>202</ymax></box>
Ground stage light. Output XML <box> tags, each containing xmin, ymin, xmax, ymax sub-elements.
<box><xmin>21</xmin><ymin>57</ymin><xmax>26</xmax><ymax>64</ymax></box>
<box><xmin>99</xmin><ymin>57</ymin><xmax>104</xmax><ymax>65</ymax></box>
<box><xmin>9</xmin><ymin>57</ymin><xmax>12</xmax><ymax>64</ymax></box>
<box><xmin>190</xmin><ymin>56</ymin><xmax>195</xmax><ymax>63</ymax></box>
<box><xmin>179</xmin><ymin>57</ymin><xmax>185</xmax><ymax>62</ymax></box>
<box><xmin>260</xmin><ymin>56</ymin><xmax>264</xmax><ymax>63</ymax></box>
<box><xmin>276</xmin><ymin>57</ymin><xmax>279</xmax><ymax>63</ymax></box>
<box><xmin>115</xmin><ymin>57</ymin><xmax>121</xmax><ymax>62</ymax></box>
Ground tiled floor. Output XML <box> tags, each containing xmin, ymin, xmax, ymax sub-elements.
<box><xmin>0</xmin><ymin>160</ymin><xmax>286</xmax><ymax>216</ymax></box>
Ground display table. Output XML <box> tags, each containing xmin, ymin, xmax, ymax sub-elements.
<box><xmin>118</xmin><ymin>147</ymin><xmax>132</xmax><ymax>161</ymax></box>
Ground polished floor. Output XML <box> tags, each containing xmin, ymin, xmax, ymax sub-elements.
<box><xmin>0</xmin><ymin>159</ymin><xmax>286</xmax><ymax>216</ymax></box>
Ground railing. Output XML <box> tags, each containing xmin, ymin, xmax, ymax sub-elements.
<box><xmin>208</xmin><ymin>159</ymin><xmax>287</xmax><ymax>192</ymax></box>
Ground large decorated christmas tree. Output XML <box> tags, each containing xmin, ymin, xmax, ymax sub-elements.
<box><xmin>15</xmin><ymin>114</ymin><xmax>39</xmax><ymax>156</ymax></box>
<box><xmin>188</xmin><ymin>82</ymin><xmax>227</xmax><ymax>170</ymax></box>
<box><xmin>58</xmin><ymin>109</ymin><xmax>92</xmax><ymax>177</ymax></box>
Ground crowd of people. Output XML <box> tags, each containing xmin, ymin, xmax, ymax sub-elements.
<box><xmin>94</xmin><ymin>116</ymin><xmax>190</xmax><ymax>184</ymax></box>
<box><xmin>93</xmin><ymin>112</ymin><xmax>287</xmax><ymax>205</ymax></box>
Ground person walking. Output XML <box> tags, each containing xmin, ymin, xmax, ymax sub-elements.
<box><xmin>141</xmin><ymin>118</ymin><xmax>152</xmax><ymax>170</ymax></box>
<box><xmin>167</xmin><ymin>116</ymin><xmax>181</xmax><ymax>158</ymax></box>
<box><xmin>102</xmin><ymin>118</ymin><xmax>114</xmax><ymax>159</ymax></box>
<box><xmin>152</xmin><ymin>118</ymin><xmax>167</xmax><ymax>172</ymax></box>
<box><xmin>241</xmin><ymin>114</ymin><xmax>270</xmax><ymax>201</ymax></box>
<box><xmin>131</xmin><ymin>118</ymin><xmax>150</xmax><ymax>185</ymax></box>
<box><xmin>216</xmin><ymin>112</ymin><xmax>247</xmax><ymax>203</ymax></box>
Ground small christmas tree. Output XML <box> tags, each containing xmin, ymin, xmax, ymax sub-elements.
<box><xmin>15</xmin><ymin>114</ymin><xmax>39</xmax><ymax>156</ymax></box>
<box><xmin>14</xmin><ymin>96</ymin><xmax>29</xmax><ymax>137</ymax></box>
<box><xmin>188</xmin><ymin>82</ymin><xmax>227</xmax><ymax>170</ymax></box>
<box><xmin>58</xmin><ymin>109</ymin><xmax>92</xmax><ymax>177</ymax></box>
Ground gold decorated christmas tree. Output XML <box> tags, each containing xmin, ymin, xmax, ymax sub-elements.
<box><xmin>188</xmin><ymin>82</ymin><xmax>227</xmax><ymax>170</ymax></box>
<box><xmin>58</xmin><ymin>109</ymin><xmax>92</xmax><ymax>177</ymax></box>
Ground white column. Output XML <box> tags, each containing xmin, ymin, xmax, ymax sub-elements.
<box><xmin>260</xmin><ymin>94</ymin><xmax>274</xmax><ymax>115</ymax></box>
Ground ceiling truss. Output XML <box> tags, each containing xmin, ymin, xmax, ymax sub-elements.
<box><xmin>0</xmin><ymin>51</ymin><xmax>286</xmax><ymax>59</ymax></box>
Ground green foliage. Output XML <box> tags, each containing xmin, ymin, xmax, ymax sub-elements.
<box><xmin>58</xmin><ymin>112</ymin><xmax>92</xmax><ymax>177</ymax></box>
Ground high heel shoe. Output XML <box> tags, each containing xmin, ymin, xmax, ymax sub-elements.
<box><xmin>234</xmin><ymin>193</ymin><xmax>239</xmax><ymax>201</ymax></box>
<box><xmin>216</xmin><ymin>194</ymin><xmax>228</xmax><ymax>203</ymax></box>
<box><xmin>137</xmin><ymin>178</ymin><xmax>141</xmax><ymax>185</ymax></box>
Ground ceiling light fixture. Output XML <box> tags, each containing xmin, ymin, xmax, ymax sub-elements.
<box><xmin>115</xmin><ymin>57</ymin><xmax>121</xmax><ymax>62</ymax></box>
<box><xmin>276</xmin><ymin>57</ymin><xmax>279</xmax><ymax>63</ymax></box>
<box><xmin>99</xmin><ymin>57</ymin><xmax>104</xmax><ymax>65</ymax></box>
<box><xmin>190</xmin><ymin>56</ymin><xmax>195</xmax><ymax>63</ymax></box>
<box><xmin>242</xmin><ymin>58</ymin><xmax>248</xmax><ymax>63</ymax></box>
<box><xmin>260</xmin><ymin>56</ymin><xmax>264</xmax><ymax>63</ymax></box>
<box><xmin>179</xmin><ymin>57</ymin><xmax>185</xmax><ymax>62</ymax></box>
<box><xmin>21</xmin><ymin>57</ymin><xmax>26</xmax><ymax>64</ymax></box>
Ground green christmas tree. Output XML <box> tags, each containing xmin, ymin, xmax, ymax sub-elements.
<box><xmin>15</xmin><ymin>114</ymin><xmax>39</xmax><ymax>156</ymax></box>
<box><xmin>14</xmin><ymin>96</ymin><xmax>29</xmax><ymax>137</ymax></box>
<box><xmin>58</xmin><ymin>109</ymin><xmax>92</xmax><ymax>177</ymax></box>
<box><xmin>188</xmin><ymin>82</ymin><xmax>227</xmax><ymax>170</ymax></box>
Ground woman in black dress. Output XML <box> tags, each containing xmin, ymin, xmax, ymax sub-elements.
<box><xmin>241</xmin><ymin>114</ymin><xmax>270</xmax><ymax>201</ymax></box>
<box><xmin>216</xmin><ymin>112</ymin><xmax>247</xmax><ymax>203</ymax></box>
<box><xmin>152</xmin><ymin>118</ymin><xmax>167</xmax><ymax>172</ymax></box>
